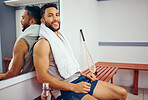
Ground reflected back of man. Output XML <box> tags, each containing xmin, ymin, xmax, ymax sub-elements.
<box><xmin>0</xmin><ymin>5</ymin><xmax>41</xmax><ymax>80</ymax></box>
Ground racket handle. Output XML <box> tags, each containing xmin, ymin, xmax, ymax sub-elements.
<box><xmin>80</xmin><ymin>29</ymin><xmax>85</xmax><ymax>41</ymax></box>
<box><xmin>95</xmin><ymin>71</ymin><xmax>98</xmax><ymax>74</ymax></box>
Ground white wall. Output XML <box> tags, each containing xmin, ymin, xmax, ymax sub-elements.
<box><xmin>16</xmin><ymin>9</ymin><xmax>25</xmax><ymax>38</ymax></box>
<box><xmin>97</xmin><ymin>0</ymin><xmax>148</xmax><ymax>63</ymax></box>
<box><xmin>60</xmin><ymin>0</ymin><xmax>99</xmax><ymax>71</ymax></box>
<box><xmin>61</xmin><ymin>0</ymin><xmax>148</xmax><ymax>88</ymax></box>
<box><xmin>97</xmin><ymin>0</ymin><xmax>148</xmax><ymax>62</ymax></box>
<box><xmin>98</xmin><ymin>0</ymin><xmax>148</xmax><ymax>42</ymax></box>
<box><xmin>97</xmin><ymin>0</ymin><xmax>148</xmax><ymax>88</ymax></box>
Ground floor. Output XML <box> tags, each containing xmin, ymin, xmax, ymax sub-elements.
<box><xmin>122</xmin><ymin>86</ymin><xmax>148</xmax><ymax>100</ymax></box>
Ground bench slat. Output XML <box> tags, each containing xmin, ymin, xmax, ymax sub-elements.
<box><xmin>82</xmin><ymin>66</ymin><xmax>118</xmax><ymax>84</ymax></box>
<box><xmin>95</xmin><ymin>67</ymin><xmax>108</xmax><ymax>77</ymax></box>
<box><xmin>100</xmin><ymin>67</ymin><xmax>115</xmax><ymax>81</ymax></box>
<box><xmin>104</xmin><ymin>67</ymin><xmax>118</xmax><ymax>82</ymax></box>
<box><xmin>97</xmin><ymin>67</ymin><xmax>112</xmax><ymax>80</ymax></box>
<box><xmin>83</xmin><ymin>66</ymin><xmax>103</xmax><ymax>75</ymax></box>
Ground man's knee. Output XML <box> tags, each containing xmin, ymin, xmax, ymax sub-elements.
<box><xmin>122</xmin><ymin>88</ymin><xmax>127</xmax><ymax>97</ymax></box>
<box><xmin>119</xmin><ymin>87</ymin><xmax>127</xmax><ymax>100</ymax></box>
<box><xmin>120</xmin><ymin>87</ymin><xmax>127</xmax><ymax>96</ymax></box>
<box><xmin>81</xmin><ymin>94</ymin><xmax>97</xmax><ymax>100</ymax></box>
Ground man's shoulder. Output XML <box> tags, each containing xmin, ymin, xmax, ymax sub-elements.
<box><xmin>33</xmin><ymin>38</ymin><xmax>51</xmax><ymax>55</ymax></box>
<box><xmin>38</xmin><ymin>38</ymin><xmax>49</xmax><ymax>44</ymax></box>
<box><xmin>15</xmin><ymin>39</ymin><xmax>28</xmax><ymax>46</ymax></box>
<box><xmin>34</xmin><ymin>38</ymin><xmax>50</xmax><ymax>49</ymax></box>
<box><xmin>13</xmin><ymin>39</ymin><xmax>28</xmax><ymax>54</ymax></box>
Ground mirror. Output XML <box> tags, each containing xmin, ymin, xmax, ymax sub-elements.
<box><xmin>0</xmin><ymin>1</ymin><xmax>59</xmax><ymax>80</ymax></box>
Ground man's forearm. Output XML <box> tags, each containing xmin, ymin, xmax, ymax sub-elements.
<box><xmin>0</xmin><ymin>73</ymin><xmax>15</xmax><ymax>80</ymax></box>
<box><xmin>37</xmin><ymin>73</ymin><xmax>75</xmax><ymax>92</ymax></box>
<box><xmin>50</xmin><ymin>78</ymin><xmax>75</xmax><ymax>92</ymax></box>
<box><xmin>0</xmin><ymin>73</ymin><xmax>5</xmax><ymax>80</ymax></box>
<box><xmin>1</xmin><ymin>71</ymin><xmax>19</xmax><ymax>80</ymax></box>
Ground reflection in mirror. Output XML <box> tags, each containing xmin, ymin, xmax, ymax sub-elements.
<box><xmin>0</xmin><ymin>5</ymin><xmax>40</xmax><ymax>80</ymax></box>
<box><xmin>0</xmin><ymin>1</ymin><xmax>59</xmax><ymax>81</ymax></box>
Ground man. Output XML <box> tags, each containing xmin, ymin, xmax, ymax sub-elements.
<box><xmin>33</xmin><ymin>3</ymin><xmax>127</xmax><ymax>100</ymax></box>
<box><xmin>0</xmin><ymin>6</ymin><xmax>40</xmax><ymax>80</ymax></box>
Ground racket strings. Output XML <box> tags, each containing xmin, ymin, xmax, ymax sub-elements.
<box><xmin>84</xmin><ymin>42</ymin><xmax>96</xmax><ymax>73</ymax></box>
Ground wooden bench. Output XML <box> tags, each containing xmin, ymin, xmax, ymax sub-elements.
<box><xmin>96</xmin><ymin>62</ymin><xmax>148</xmax><ymax>95</ymax></box>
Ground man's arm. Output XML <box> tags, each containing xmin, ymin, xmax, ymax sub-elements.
<box><xmin>0</xmin><ymin>39</ymin><xmax>28</xmax><ymax>80</ymax></box>
<box><xmin>33</xmin><ymin>39</ymin><xmax>91</xmax><ymax>93</ymax></box>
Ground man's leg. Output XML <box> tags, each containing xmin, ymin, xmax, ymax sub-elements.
<box><xmin>81</xmin><ymin>94</ymin><xmax>97</xmax><ymax>100</ymax></box>
<box><xmin>92</xmin><ymin>81</ymin><xmax>127</xmax><ymax>100</ymax></box>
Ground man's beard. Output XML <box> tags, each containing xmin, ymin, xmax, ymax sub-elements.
<box><xmin>22</xmin><ymin>23</ymin><xmax>30</xmax><ymax>32</ymax></box>
<box><xmin>45</xmin><ymin>21</ymin><xmax>60</xmax><ymax>32</ymax></box>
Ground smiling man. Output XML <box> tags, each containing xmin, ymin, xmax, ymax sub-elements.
<box><xmin>0</xmin><ymin>6</ymin><xmax>40</xmax><ymax>80</ymax></box>
<box><xmin>33</xmin><ymin>3</ymin><xmax>127</xmax><ymax>100</ymax></box>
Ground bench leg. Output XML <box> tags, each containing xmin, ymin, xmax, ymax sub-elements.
<box><xmin>5</xmin><ymin>62</ymin><xmax>9</xmax><ymax>72</ymax></box>
<box><xmin>111</xmin><ymin>77</ymin><xmax>113</xmax><ymax>84</ymax></box>
<box><xmin>134</xmin><ymin>70</ymin><xmax>139</xmax><ymax>95</ymax></box>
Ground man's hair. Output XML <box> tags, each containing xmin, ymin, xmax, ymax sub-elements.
<box><xmin>40</xmin><ymin>3</ymin><xmax>58</xmax><ymax>18</ymax></box>
<box><xmin>25</xmin><ymin>6</ymin><xmax>41</xmax><ymax>24</ymax></box>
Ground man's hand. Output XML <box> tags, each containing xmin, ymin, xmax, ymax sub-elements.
<box><xmin>0</xmin><ymin>73</ymin><xmax>5</xmax><ymax>80</ymax></box>
<box><xmin>85</xmin><ymin>73</ymin><xmax>97</xmax><ymax>82</ymax></box>
<box><xmin>73</xmin><ymin>82</ymin><xmax>91</xmax><ymax>93</ymax></box>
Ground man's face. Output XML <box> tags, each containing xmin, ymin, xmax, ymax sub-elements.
<box><xmin>21</xmin><ymin>10</ymin><xmax>31</xmax><ymax>32</ymax></box>
<box><xmin>43</xmin><ymin>7</ymin><xmax>60</xmax><ymax>32</ymax></box>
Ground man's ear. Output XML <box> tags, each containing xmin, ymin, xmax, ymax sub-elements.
<box><xmin>29</xmin><ymin>18</ymin><xmax>36</xmax><ymax>25</ymax></box>
<box><xmin>41</xmin><ymin>18</ymin><xmax>45</xmax><ymax>24</ymax></box>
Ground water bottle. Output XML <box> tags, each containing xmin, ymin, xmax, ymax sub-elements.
<box><xmin>41</xmin><ymin>83</ymin><xmax>51</xmax><ymax>100</ymax></box>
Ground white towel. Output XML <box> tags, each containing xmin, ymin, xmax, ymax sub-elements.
<box><xmin>39</xmin><ymin>24</ymin><xmax>81</xmax><ymax>79</ymax></box>
<box><xmin>8</xmin><ymin>24</ymin><xmax>40</xmax><ymax>70</ymax></box>
<box><xmin>17</xmin><ymin>24</ymin><xmax>40</xmax><ymax>40</ymax></box>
